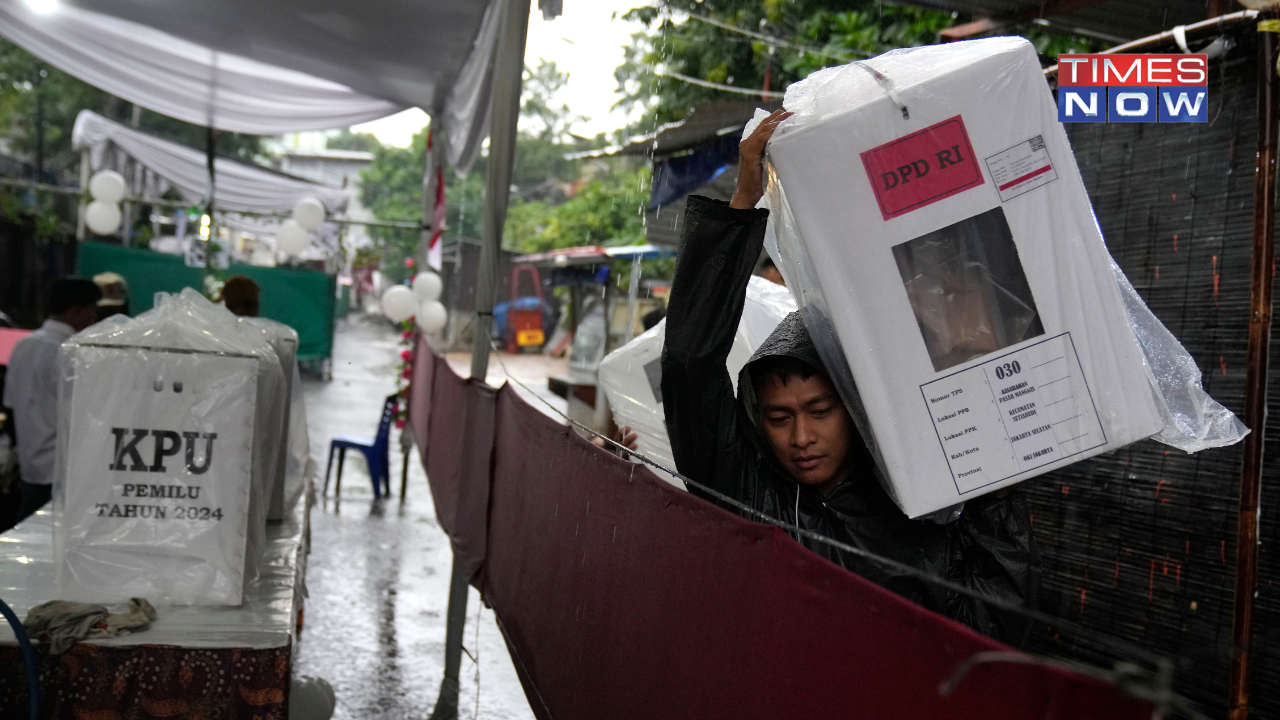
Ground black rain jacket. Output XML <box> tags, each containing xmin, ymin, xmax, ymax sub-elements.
<box><xmin>661</xmin><ymin>196</ymin><xmax>1041</xmax><ymax>643</ymax></box>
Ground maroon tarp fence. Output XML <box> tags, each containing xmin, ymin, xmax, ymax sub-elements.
<box><xmin>407</xmin><ymin>338</ymin><xmax>1152</xmax><ymax>718</ymax></box>
<box><xmin>417</xmin><ymin>351</ymin><xmax>494</xmax><ymax>578</ymax></box>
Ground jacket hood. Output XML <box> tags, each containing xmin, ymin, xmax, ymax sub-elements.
<box><xmin>737</xmin><ymin>310</ymin><xmax>829</xmax><ymax>432</ymax></box>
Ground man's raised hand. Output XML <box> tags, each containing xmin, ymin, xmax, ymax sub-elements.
<box><xmin>730</xmin><ymin>109</ymin><xmax>794</xmax><ymax>210</ymax></box>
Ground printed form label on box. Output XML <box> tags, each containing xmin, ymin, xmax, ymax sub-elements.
<box><xmin>984</xmin><ymin>135</ymin><xmax>1058</xmax><ymax>202</ymax></box>
<box><xmin>919</xmin><ymin>332</ymin><xmax>1106</xmax><ymax>494</ymax></box>
<box><xmin>860</xmin><ymin>115</ymin><xmax>985</xmax><ymax>221</ymax></box>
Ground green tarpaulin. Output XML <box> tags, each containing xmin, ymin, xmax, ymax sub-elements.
<box><xmin>77</xmin><ymin>241</ymin><xmax>336</xmax><ymax>360</ymax></box>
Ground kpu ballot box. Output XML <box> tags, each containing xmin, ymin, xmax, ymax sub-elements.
<box><xmin>765</xmin><ymin>37</ymin><xmax>1163</xmax><ymax>518</ymax></box>
<box><xmin>598</xmin><ymin>276</ymin><xmax>796</xmax><ymax>485</ymax></box>
<box><xmin>57</xmin><ymin>345</ymin><xmax>257</xmax><ymax>605</ymax></box>
<box><xmin>54</xmin><ymin>289</ymin><xmax>285</xmax><ymax>604</ymax></box>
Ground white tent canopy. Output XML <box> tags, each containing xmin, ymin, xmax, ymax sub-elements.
<box><xmin>0</xmin><ymin>0</ymin><xmax>510</xmax><ymax>169</ymax></box>
<box><xmin>73</xmin><ymin>110</ymin><xmax>348</xmax><ymax>215</ymax></box>
<box><xmin>0</xmin><ymin>1</ymin><xmax>402</xmax><ymax>134</ymax></box>
<box><xmin>31</xmin><ymin>0</ymin><xmax>541</xmax><ymax>711</ymax></box>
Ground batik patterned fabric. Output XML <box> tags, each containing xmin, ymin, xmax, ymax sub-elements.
<box><xmin>0</xmin><ymin>642</ymin><xmax>289</xmax><ymax>719</ymax></box>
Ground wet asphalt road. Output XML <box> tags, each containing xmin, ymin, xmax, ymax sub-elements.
<box><xmin>294</xmin><ymin>317</ymin><xmax>535</xmax><ymax>720</ymax></box>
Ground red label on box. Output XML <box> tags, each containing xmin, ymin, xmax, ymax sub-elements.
<box><xmin>860</xmin><ymin>116</ymin><xmax>984</xmax><ymax>221</ymax></box>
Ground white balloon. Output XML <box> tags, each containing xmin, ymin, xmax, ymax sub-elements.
<box><xmin>416</xmin><ymin>300</ymin><xmax>448</xmax><ymax>334</ymax></box>
<box><xmin>84</xmin><ymin>200</ymin><xmax>122</xmax><ymax>235</ymax></box>
<box><xmin>381</xmin><ymin>285</ymin><xmax>417</xmax><ymax>323</ymax></box>
<box><xmin>413</xmin><ymin>271</ymin><xmax>443</xmax><ymax>301</ymax></box>
<box><xmin>292</xmin><ymin>197</ymin><xmax>326</xmax><ymax>232</ymax></box>
<box><xmin>88</xmin><ymin>170</ymin><xmax>127</xmax><ymax>204</ymax></box>
<box><xmin>276</xmin><ymin>220</ymin><xmax>311</xmax><ymax>256</ymax></box>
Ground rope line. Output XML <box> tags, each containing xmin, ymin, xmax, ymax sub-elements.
<box><xmin>483</xmin><ymin>344</ymin><xmax>1175</xmax><ymax>675</ymax></box>
<box><xmin>653</xmin><ymin>69</ymin><xmax>786</xmax><ymax>98</ymax></box>
<box><xmin>676</xmin><ymin>9</ymin><xmax>872</xmax><ymax>62</ymax></box>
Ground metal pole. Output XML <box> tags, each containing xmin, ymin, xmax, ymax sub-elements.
<box><xmin>431</xmin><ymin>1</ymin><xmax>531</xmax><ymax>719</ymax></box>
<box><xmin>1042</xmin><ymin>10</ymin><xmax>1259</xmax><ymax>77</ymax></box>
<box><xmin>1229</xmin><ymin>20</ymin><xmax>1279</xmax><ymax>720</ymax></box>
<box><xmin>75</xmin><ymin>148</ymin><xmax>88</xmax><ymax>241</ymax></box>
<box><xmin>33</xmin><ymin>66</ymin><xmax>43</xmax><ymax>187</ymax></box>
<box><xmin>122</xmin><ymin>160</ymin><xmax>133</xmax><ymax>247</ymax></box>
<box><xmin>122</xmin><ymin>199</ymin><xmax>132</xmax><ymax>247</ymax></box>
<box><xmin>205</xmin><ymin>127</ymin><xmax>217</xmax><ymax>276</ymax></box>
<box><xmin>469</xmin><ymin>0</ymin><xmax>531</xmax><ymax>381</ymax></box>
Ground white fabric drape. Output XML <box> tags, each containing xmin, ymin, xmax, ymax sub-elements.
<box><xmin>0</xmin><ymin>0</ymin><xmax>507</xmax><ymax>172</ymax></box>
<box><xmin>73</xmin><ymin>111</ymin><xmax>348</xmax><ymax>215</ymax></box>
<box><xmin>441</xmin><ymin>0</ymin><xmax>502</xmax><ymax>173</ymax></box>
<box><xmin>0</xmin><ymin>0</ymin><xmax>402</xmax><ymax>134</ymax></box>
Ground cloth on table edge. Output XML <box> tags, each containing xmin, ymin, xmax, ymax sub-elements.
<box><xmin>24</xmin><ymin>598</ymin><xmax>156</xmax><ymax>655</ymax></box>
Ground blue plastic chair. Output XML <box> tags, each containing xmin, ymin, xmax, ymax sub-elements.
<box><xmin>325</xmin><ymin>394</ymin><xmax>398</xmax><ymax>499</ymax></box>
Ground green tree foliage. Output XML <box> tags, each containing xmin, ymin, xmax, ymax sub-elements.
<box><xmin>504</xmin><ymin>164</ymin><xmax>649</xmax><ymax>254</ymax></box>
<box><xmin>0</xmin><ymin>50</ymin><xmax>102</xmax><ymax>174</ymax></box>
<box><xmin>615</xmin><ymin>1</ymin><xmax>1100</xmax><ymax>128</ymax></box>
<box><xmin>521</xmin><ymin>60</ymin><xmax>588</xmax><ymax>142</ymax></box>
<box><xmin>0</xmin><ymin>39</ymin><xmax>267</xmax><ymax>240</ymax></box>
<box><xmin>326</xmin><ymin>129</ymin><xmax>382</xmax><ymax>153</ymax></box>
<box><xmin>358</xmin><ymin>129</ymin><xmax>488</xmax><ymax>283</ymax></box>
<box><xmin>360</xmin><ymin>59</ymin><xmax>652</xmax><ymax>281</ymax></box>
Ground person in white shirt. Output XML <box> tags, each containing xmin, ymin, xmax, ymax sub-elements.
<box><xmin>4</xmin><ymin>277</ymin><xmax>102</xmax><ymax>522</ymax></box>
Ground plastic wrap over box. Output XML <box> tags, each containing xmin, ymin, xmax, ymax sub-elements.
<box><xmin>239</xmin><ymin>317</ymin><xmax>298</xmax><ymax>522</ymax></box>
<box><xmin>599</xmin><ymin>276</ymin><xmax>796</xmax><ymax>485</ymax></box>
<box><xmin>762</xmin><ymin>38</ymin><xmax>1168</xmax><ymax>518</ymax></box>
<box><xmin>54</xmin><ymin>289</ymin><xmax>285</xmax><ymax>604</ymax></box>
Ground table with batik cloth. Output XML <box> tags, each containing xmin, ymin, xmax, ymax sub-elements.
<box><xmin>0</xmin><ymin>498</ymin><xmax>308</xmax><ymax>719</ymax></box>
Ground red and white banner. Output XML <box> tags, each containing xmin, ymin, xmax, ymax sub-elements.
<box><xmin>426</xmin><ymin>131</ymin><xmax>446</xmax><ymax>271</ymax></box>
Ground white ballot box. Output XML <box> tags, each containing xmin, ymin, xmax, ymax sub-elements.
<box><xmin>55</xmin><ymin>289</ymin><xmax>284</xmax><ymax>604</ymax></box>
<box><xmin>57</xmin><ymin>346</ymin><xmax>257</xmax><ymax>605</ymax></box>
<box><xmin>599</xmin><ymin>276</ymin><xmax>797</xmax><ymax>485</ymax></box>
<box><xmin>765</xmin><ymin>37</ymin><xmax>1164</xmax><ymax>518</ymax></box>
<box><xmin>239</xmin><ymin>317</ymin><xmax>298</xmax><ymax>522</ymax></box>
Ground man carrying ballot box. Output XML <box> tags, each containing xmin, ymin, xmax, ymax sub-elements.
<box><xmin>661</xmin><ymin>110</ymin><xmax>1040</xmax><ymax>643</ymax></box>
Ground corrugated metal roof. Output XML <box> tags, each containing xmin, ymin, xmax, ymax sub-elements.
<box><xmin>570</xmin><ymin>102</ymin><xmax>779</xmax><ymax>160</ymax></box>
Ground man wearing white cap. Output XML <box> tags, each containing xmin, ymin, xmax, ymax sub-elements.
<box><xmin>92</xmin><ymin>271</ymin><xmax>130</xmax><ymax>320</ymax></box>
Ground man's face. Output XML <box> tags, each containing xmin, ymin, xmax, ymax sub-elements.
<box><xmin>63</xmin><ymin>304</ymin><xmax>100</xmax><ymax>332</ymax></box>
<box><xmin>756</xmin><ymin>371</ymin><xmax>852</xmax><ymax>494</ymax></box>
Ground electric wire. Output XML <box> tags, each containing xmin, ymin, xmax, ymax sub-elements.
<box><xmin>643</xmin><ymin>8</ymin><xmax>877</xmax><ymax>100</ymax></box>
<box><xmin>0</xmin><ymin>596</ymin><xmax>39</xmax><ymax>720</ymax></box>
<box><xmin>653</xmin><ymin>69</ymin><xmax>785</xmax><ymax>98</ymax></box>
<box><xmin>677</xmin><ymin>10</ymin><xmax>872</xmax><ymax>61</ymax></box>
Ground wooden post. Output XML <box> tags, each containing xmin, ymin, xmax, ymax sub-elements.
<box><xmin>1228</xmin><ymin>19</ymin><xmax>1280</xmax><ymax>720</ymax></box>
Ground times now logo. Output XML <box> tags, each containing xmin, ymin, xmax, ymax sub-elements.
<box><xmin>1057</xmin><ymin>54</ymin><xmax>1208</xmax><ymax>123</ymax></box>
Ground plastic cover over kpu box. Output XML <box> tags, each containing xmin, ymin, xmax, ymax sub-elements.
<box><xmin>598</xmin><ymin>276</ymin><xmax>796</xmax><ymax>485</ymax></box>
<box><xmin>54</xmin><ymin>289</ymin><xmax>286</xmax><ymax>604</ymax></box>
<box><xmin>759</xmin><ymin>38</ymin><xmax>1241</xmax><ymax>518</ymax></box>
<box><xmin>239</xmin><ymin>317</ymin><xmax>298</xmax><ymax>522</ymax></box>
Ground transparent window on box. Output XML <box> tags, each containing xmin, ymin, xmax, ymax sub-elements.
<box><xmin>892</xmin><ymin>207</ymin><xmax>1044</xmax><ymax>372</ymax></box>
